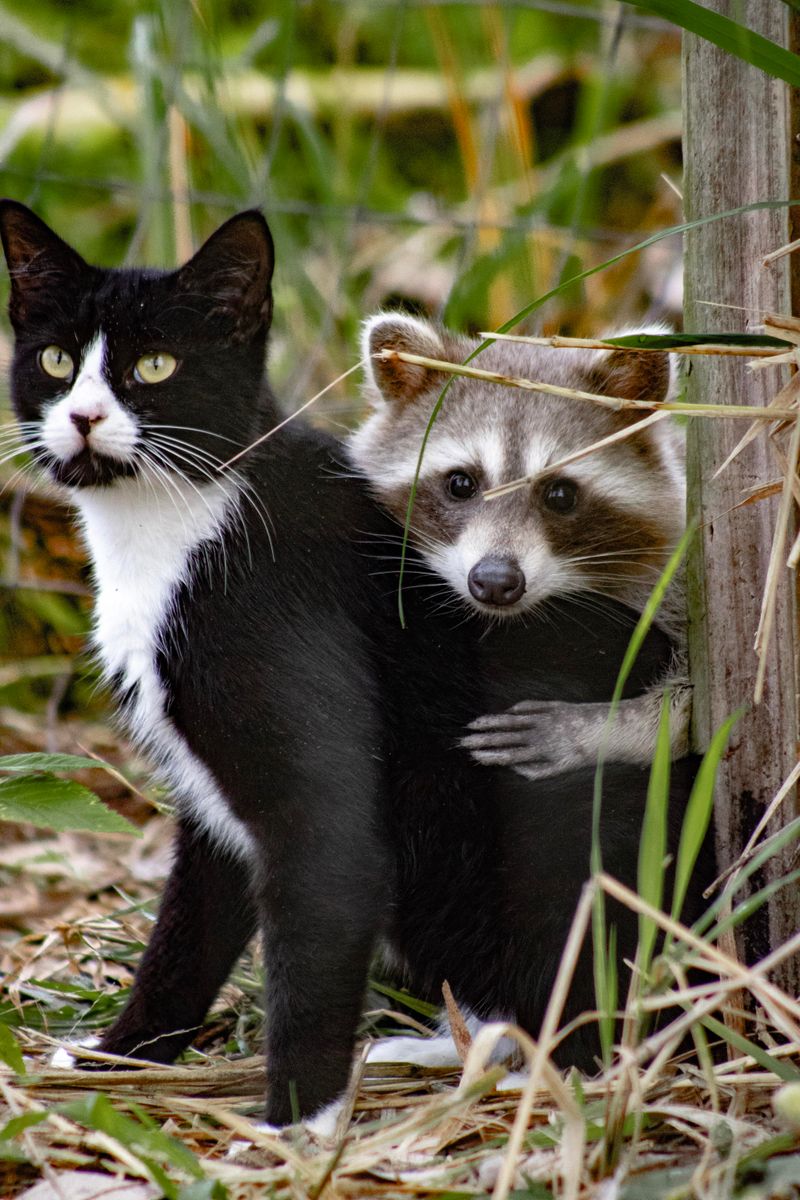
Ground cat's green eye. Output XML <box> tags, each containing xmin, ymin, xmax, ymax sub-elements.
<box><xmin>134</xmin><ymin>352</ymin><xmax>178</xmax><ymax>385</ymax></box>
<box><xmin>39</xmin><ymin>345</ymin><xmax>74</xmax><ymax>381</ymax></box>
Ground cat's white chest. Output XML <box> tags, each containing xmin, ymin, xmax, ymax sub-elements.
<box><xmin>75</xmin><ymin>478</ymin><xmax>255</xmax><ymax>857</ymax></box>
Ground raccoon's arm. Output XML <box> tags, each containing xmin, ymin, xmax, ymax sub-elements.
<box><xmin>461</xmin><ymin>671</ymin><xmax>691</xmax><ymax>779</ymax></box>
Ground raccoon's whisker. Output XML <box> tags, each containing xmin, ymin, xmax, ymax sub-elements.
<box><xmin>321</xmin><ymin>467</ymin><xmax>367</xmax><ymax>482</ymax></box>
<box><xmin>368</xmin><ymin>568</ymin><xmax>440</xmax><ymax>579</ymax></box>
<box><xmin>563</xmin><ymin>592</ymin><xmax>644</xmax><ymax>629</ymax></box>
<box><xmin>565</xmin><ymin>548</ymin><xmax>674</xmax><ymax>563</ymax></box>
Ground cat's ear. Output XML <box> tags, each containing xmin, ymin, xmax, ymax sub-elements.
<box><xmin>363</xmin><ymin>313</ymin><xmax>463</xmax><ymax>406</ymax></box>
<box><xmin>0</xmin><ymin>200</ymin><xmax>90</xmax><ymax>329</ymax></box>
<box><xmin>176</xmin><ymin>210</ymin><xmax>274</xmax><ymax>340</ymax></box>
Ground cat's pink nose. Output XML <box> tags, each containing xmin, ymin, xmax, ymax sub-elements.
<box><xmin>69</xmin><ymin>412</ymin><xmax>103</xmax><ymax>439</ymax></box>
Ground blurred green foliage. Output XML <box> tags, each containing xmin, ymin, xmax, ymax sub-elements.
<box><xmin>0</xmin><ymin>0</ymin><xmax>683</xmax><ymax>720</ymax></box>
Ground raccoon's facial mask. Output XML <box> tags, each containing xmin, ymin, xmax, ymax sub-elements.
<box><xmin>352</xmin><ymin>310</ymin><xmax>681</xmax><ymax>617</ymax></box>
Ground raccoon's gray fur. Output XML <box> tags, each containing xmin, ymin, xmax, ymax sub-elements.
<box><xmin>349</xmin><ymin>312</ymin><xmax>690</xmax><ymax>778</ymax></box>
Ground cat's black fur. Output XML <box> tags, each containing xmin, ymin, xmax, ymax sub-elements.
<box><xmin>0</xmin><ymin>201</ymin><xmax>714</xmax><ymax>1125</ymax></box>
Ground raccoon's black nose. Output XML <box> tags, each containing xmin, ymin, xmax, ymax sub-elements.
<box><xmin>468</xmin><ymin>557</ymin><xmax>526</xmax><ymax>607</ymax></box>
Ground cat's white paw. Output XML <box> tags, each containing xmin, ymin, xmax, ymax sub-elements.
<box><xmin>495</xmin><ymin>1069</ymin><xmax>528</xmax><ymax>1092</ymax></box>
<box><xmin>50</xmin><ymin>1035</ymin><xmax>100</xmax><ymax>1069</ymax></box>
<box><xmin>305</xmin><ymin>1096</ymin><xmax>345</xmax><ymax>1139</ymax></box>
<box><xmin>226</xmin><ymin>1097</ymin><xmax>346</xmax><ymax>1157</ymax></box>
<box><xmin>366</xmin><ymin>1033</ymin><xmax>462</xmax><ymax>1067</ymax></box>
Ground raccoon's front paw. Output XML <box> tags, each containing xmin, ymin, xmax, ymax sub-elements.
<box><xmin>461</xmin><ymin>700</ymin><xmax>596</xmax><ymax>780</ymax></box>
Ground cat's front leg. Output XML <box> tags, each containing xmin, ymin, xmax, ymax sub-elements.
<box><xmin>97</xmin><ymin>818</ymin><xmax>257</xmax><ymax>1063</ymax></box>
<box><xmin>461</xmin><ymin>683</ymin><xmax>691</xmax><ymax>778</ymax></box>
<box><xmin>253</xmin><ymin>809</ymin><xmax>390</xmax><ymax>1128</ymax></box>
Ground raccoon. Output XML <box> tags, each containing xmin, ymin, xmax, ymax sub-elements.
<box><xmin>349</xmin><ymin>312</ymin><xmax>690</xmax><ymax>778</ymax></box>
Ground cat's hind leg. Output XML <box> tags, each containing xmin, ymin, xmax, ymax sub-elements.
<box><xmin>98</xmin><ymin>819</ymin><xmax>257</xmax><ymax>1064</ymax></box>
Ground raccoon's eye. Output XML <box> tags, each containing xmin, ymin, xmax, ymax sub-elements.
<box><xmin>447</xmin><ymin>471</ymin><xmax>478</xmax><ymax>500</ymax></box>
<box><xmin>134</xmin><ymin>352</ymin><xmax>178</xmax><ymax>385</ymax></box>
<box><xmin>39</xmin><ymin>345</ymin><xmax>74</xmax><ymax>381</ymax></box>
<box><xmin>543</xmin><ymin>478</ymin><xmax>578</xmax><ymax>514</ymax></box>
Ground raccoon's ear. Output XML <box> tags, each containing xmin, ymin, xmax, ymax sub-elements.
<box><xmin>0</xmin><ymin>200</ymin><xmax>91</xmax><ymax>329</ymax></box>
<box><xmin>362</xmin><ymin>313</ymin><xmax>452</xmax><ymax>405</ymax></box>
<box><xmin>588</xmin><ymin>341</ymin><xmax>672</xmax><ymax>406</ymax></box>
<box><xmin>176</xmin><ymin>209</ymin><xmax>274</xmax><ymax>340</ymax></box>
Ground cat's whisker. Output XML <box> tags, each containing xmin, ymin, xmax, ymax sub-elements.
<box><xmin>0</xmin><ymin>459</ymin><xmax>39</xmax><ymax>499</ymax></box>
<box><xmin>134</xmin><ymin>450</ymin><xmax>194</xmax><ymax>543</ymax></box>
<box><xmin>144</xmin><ymin>445</ymin><xmax>237</xmax><ymax>584</ymax></box>
<box><xmin>141</xmin><ymin>424</ymin><xmax>248</xmax><ymax>448</ymax></box>
<box><xmin>145</xmin><ymin>441</ymin><xmax>257</xmax><ymax>570</ymax></box>
<box><xmin>147</xmin><ymin>435</ymin><xmax>274</xmax><ymax>554</ymax></box>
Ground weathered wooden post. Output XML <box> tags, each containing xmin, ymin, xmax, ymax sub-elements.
<box><xmin>683</xmin><ymin>3</ymin><xmax>800</xmax><ymax>984</ymax></box>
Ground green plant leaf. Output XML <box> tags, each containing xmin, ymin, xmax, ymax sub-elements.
<box><xmin>0</xmin><ymin>1023</ymin><xmax>26</xmax><ymax>1075</ymax></box>
<box><xmin>604</xmin><ymin>332</ymin><xmax>792</xmax><ymax>349</ymax></box>
<box><xmin>0</xmin><ymin>1112</ymin><xmax>47</xmax><ymax>1140</ymax></box>
<box><xmin>0</xmin><ymin>753</ymin><xmax>111</xmax><ymax>774</ymax></box>
<box><xmin>0</xmin><ymin>775</ymin><xmax>138</xmax><ymax>835</ymax></box>
<box><xmin>178</xmin><ymin>1183</ymin><xmax>229</xmax><ymax>1200</ymax></box>
<box><xmin>0</xmin><ymin>1142</ymin><xmax>28</xmax><ymax>1162</ymax></box>
<box><xmin>60</xmin><ymin>1094</ymin><xmax>205</xmax><ymax>1197</ymax></box>
<box><xmin>369</xmin><ymin>979</ymin><xmax>441</xmax><ymax>1019</ymax></box>
<box><xmin>622</xmin><ymin>0</ymin><xmax>800</xmax><ymax>87</ymax></box>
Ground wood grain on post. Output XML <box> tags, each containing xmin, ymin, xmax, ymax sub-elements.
<box><xmin>683</xmin><ymin>3</ymin><xmax>800</xmax><ymax>982</ymax></box>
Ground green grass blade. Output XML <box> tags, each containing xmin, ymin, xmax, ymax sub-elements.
<box><xmin>637</xmin><ymin>693</ymin><xmax>673</xmax><ymax>975</ymax></box>
<box><xmin>592</xmin><ymin>523</ymin><xmax>696</xmax><ymax>871</ymax></box>
<box><xmin>671</xmin><ymin>710</ymin><xmax>743</xmax><ymax>922</ymax></box>
<box><xmin>622</xmin><ymin>1</ymin><xmax>800</xmax><ymax>87</ymax></box>
<box><xmin>706</xmin><ymin>868</ymin><xmax>800</xmax><ymax>943</ymax></box>
<box><xmin>693</xmin><ymin>815</ymin><xmax>800</xmax><ymax>937</ymax></box>
<box><xmin>699</xmin><ymin>1015</ymin><xmax>800</xmax><ymax>1081</ymax></box>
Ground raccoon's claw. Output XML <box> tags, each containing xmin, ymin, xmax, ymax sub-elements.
<box><xmin>462</xmin><ymin>700</ymin><xmax>592</xmax><ymax>780</ymax></box>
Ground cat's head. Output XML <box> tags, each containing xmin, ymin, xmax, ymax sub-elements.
<box><xmin>0</xmin><ymin>201</ymin><xmax>274</xmax><ymax>488</ymax></box>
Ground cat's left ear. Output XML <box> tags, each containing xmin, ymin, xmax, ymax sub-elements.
<box><xmin>177</xmin><ymin>210</ymin><xmax>274</xmax><ymax>340</ymax></box>
<box><xmin>0</xmin><ymin>200</ymin><xmax>91</xmax><ymax>329</ymax></box>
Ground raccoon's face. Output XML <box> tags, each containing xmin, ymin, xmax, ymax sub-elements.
<box><xmin>350</xmin><ymin>313</ymin><xmax>684</xmax><ymax>618</ymax></box>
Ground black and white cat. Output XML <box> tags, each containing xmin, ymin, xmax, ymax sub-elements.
<box><xmin>0</xmin><ymin>201</ymin><xmax>713</xmax><ymax>1128</ymax></box>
